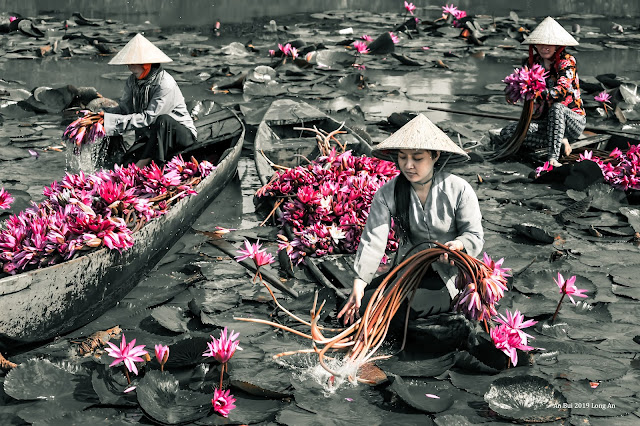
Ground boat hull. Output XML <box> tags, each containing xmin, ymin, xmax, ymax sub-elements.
<box><xmin>0</xmin><ymin>110</ymin><xmax>245</xmax><ymax>347</ymax></box>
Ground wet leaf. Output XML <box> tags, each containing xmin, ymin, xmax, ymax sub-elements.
<box><xmin>35</xmin><ymin>408</ymin><xmax>132</xmax><ymax>426</ymax></box>
<box><xmin>387</xmin><ymin>375</ymin><xmax>453</xmax><ymax>413</ymax></box>
<box><xmin>538</xmin><ymin>354</ymin><xmax>627</xmax><ymax>381</ymax></box>
<box><xmin>188</xmin><ymin>287</ymin><xmax>242</xmax><ymax>315</ymax></box>
<box><xmin>137</xmin><ymin>370</ymin><xmax>211</xmax><ymax>425</ymax></box>
<box><xmin>91</xmin><ymin>363</ymin><xmax>139</xmax><ymax>406</ymax></box>
<box><xmin>4</xmin><ymin>359</ymin><xmax>77</xmax><ymax>401</ymax></box>
<box><xmin>231</xmin><ymin>365</ymin><xmax>294</xmax><ymax>398</ymax></box>
<box><xmin>376</xmin><ymin>351</ymin><xmax>455</xmax><ymax>378</ymax></box>
<box><xmin>484</xmin><ymin>375</ymin><xmax>569</xmax><ymax>422</ymax></box>
<box><xmin>197</xmin><ymin>392</ymin><xmax>283</xmax><ymax>424</ymax></box>
<box><xmin>163</xmin><ymin>336</ymin><xmax>211</xmax><ymax>369</ymax></box>
<box><xmin>151</xmin><ymin>306</ymin><xmax>191</xmax><ymax>333</ymax></box>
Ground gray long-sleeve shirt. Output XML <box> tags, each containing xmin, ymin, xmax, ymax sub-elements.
<box><xmin>103</xmin><ymin>70</ymin><xmax>197</xmax><ymax>141</ymax></box>
<box><xmin>353</xmin><ymin>171</ymin><xmax>484</xmax><ymax>297</ymax></box>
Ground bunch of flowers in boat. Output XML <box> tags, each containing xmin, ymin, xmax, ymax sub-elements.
<box><xmin>255</xmin><ymin>147</ymin><xmax>400</xmax><ymax>264</ymax></box>
<box><xmin>0</xmin><ymin>155</ymin><xmax>214</xmax><ymax>275</ymax></box>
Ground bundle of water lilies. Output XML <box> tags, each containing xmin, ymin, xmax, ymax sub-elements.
<box><xmin>503</xmin><ymin>63</ymin><xmax>548</xmax><ymax>104</ymax></box>
<box><xmin>237</xmin><ymin>243</ymin><xmax>518</xmax><ymax>382</ymax></box>
<box><xmin>62</xmin><ymin>110</ymin><xmax>106</xmax><ymax>154</ymax></box>
<box><xmin>0</xmin><ymin>155</ymin><xmax>214</xmax><ymax>275</ymax></box>
<box><xmin>255</xmin><ymin>145</ymin><xmax>399</xmax><ymax>265</ymax></box>
<box><xmin>535</xmin><ymin>145</ymin><xmax>640</xmax><ymax>190</ymax></box>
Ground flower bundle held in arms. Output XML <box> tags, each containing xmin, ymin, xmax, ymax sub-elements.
<box><xmin>255</xmin><ymin>127</ymin><xmax>400</xmax><ymax>265</ymax></box>
<box><xmin>62</xmin><ymin>110</ymin><xmax>106</xmax><ymax>154</ymax></box>
<box><xmin>236</xmin><ymin>243</ymin><xmax>509</xmax><ymax>384</ymax></box>
<box><xmin>0</xmin><ymin>155</ymin><xmax>215</xmax><ymax>275</ymax></box>
<box><xmin>491</xmin><ymin>64</ymin><xmax>549</xmax><ymax>160</ymax></box>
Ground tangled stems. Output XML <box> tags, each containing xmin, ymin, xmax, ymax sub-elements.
<box><xmin>236</xmin><ymin>242</ymin><xmax>503</xmax><ymax>384</ymax></box>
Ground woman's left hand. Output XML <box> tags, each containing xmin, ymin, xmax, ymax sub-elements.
<box><xmin>438</xmin><ymin>240</ymin><xmax>464</xmax><ymax>265</ymax></box>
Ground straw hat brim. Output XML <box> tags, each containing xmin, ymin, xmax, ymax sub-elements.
<box><xmin>108</xmin><ymin>33</ymin><xmax>173</xmax><ymax>65</ymax></box>
<box><xmin>372</xmin><ymin>113</ymin><xmax>469</xmax><ymax>160</ymax></box>
<box><xmin>521</xmin><ymin>16</ymin><xmax>579</xmax><ymax>46</ymax></box>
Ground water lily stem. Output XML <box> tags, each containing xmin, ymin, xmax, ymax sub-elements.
<box><xmin>552</xmin><ymin>282</ymin><xmax>568</xmax><ymax>323</ymax></box>
<box><xmin>124</xmin><ymin>368</ymin><xmax>131</xmax><ymax>384</ymax></box>
<box><xmin>160</xmin><ymin>364</ymin><xmax>164</xmax><ymax>373</ymax></box>
<box><xmin>219</xmin><ymin>363</ymin><xmax>226</xmax><ymax>389</ymax></box>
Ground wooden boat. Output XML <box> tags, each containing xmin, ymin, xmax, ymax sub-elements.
<box><xmin>0</xmin><ymin>106</ymin><xmax>245</xmax><ymax>348</ymax></box>
<box><xmin>254</xmin><ymin>98</ymin><xmax>374</xmax><ymax>298</ymax></box>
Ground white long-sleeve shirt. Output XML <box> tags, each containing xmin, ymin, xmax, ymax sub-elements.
<box><xmin>353</xmin><ymin>171</ymin><xmax>484</xmax><ymax>297</ymax></box>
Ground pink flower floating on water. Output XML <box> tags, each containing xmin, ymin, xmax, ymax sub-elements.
<box><xmin>353</xmin><ymin>41</ymin><xmax>369</xmax><ymax>54</ymax></box>
<box><xmin>255</xmin><ymin>149</ymin><xmax>399</xmax><ymax>265</ymax></box>
<box><xmin>9</xmin><ymin>16</ymin><xmax>17</xmax><ymax>23</ymax></box>
<box><xmin>494</xmin><ymin>309</ymin><xmax>537</xmax><ymax>345</ymax></box>
<box><xmin>503</xmin><ymin>64</ymin><xmax>549</xmax><ymax>104</ymax></box>
<box><xmin>235</xmin><ymin>239</ymin><xmax>275</xmax><ymax>268</ymax></box>
<box><xmin>203</xmin><ymin>327</ymin><xmax>242</xmax><ymax>364</ymax></box>
<box><xmin>554</xmin><ymin>273</ymin><xmax>588</xmax><ymax>304</ymax></box>
<box><xmin>0</xmin><ymin>188</ymin><xmax>14</xmax><ymax>210</ymax></box>
<box><xmin>212</xmin><ymin>388</ymin><xmax>236</xmax><ymax>417</ymax></box>
<box><xmin>155</xmin><ymin>344</ymin><xmax>169</xmax><ymax>371</ymax></box>
<box><xmin>534</xmin><ymin>161</ymin><xmax>554</xmax><ymax>178</ymax></box>
<box><xmin>455</xmin><ymin>253</ymin><xmax>510</xmax><ymax>321</ymax></box>
<box><xmin>361</xmin><ymin>34</ymin><xmax>373</xmax><ymax>41</ymax></box>
<box><xmin>389</xmin><ymin>32</ymin><xmax>400</xmax><ymax>44</ymax></box>
<box><xmin>442</xmin><ymin>4</ymin><xmax>459</xmax><ymax>18</ymax></box>
<box><xmin>277</xmin><ymin>43</ymin><xmax>298</xmax><ymax>60</ymax></box>
<box><xmin>594</xmin><ymin>91</ymin><xmax>612</xmax><ymax>104</ymax></box>
<box><xmin>490</xmin><ymin>323</ymin><xmax>535</xmax><ymax>366</ymax></box>
<box><xmin>105</xmin><ymin>334</ymin><xmax>148</xmax><ymax>376</ymax></box>
<box><xmin>404</xmin><ymin>1</ymin><xmax>417</xmax><ymax>15</ymax></box>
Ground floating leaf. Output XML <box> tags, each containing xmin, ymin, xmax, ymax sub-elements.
<box><xmin>151</xmin><ymin>306</ymin><xmax>191</xmax><ymax>333</ymax></box>
<box><xmin>163</xmin><ymin>336</ymin><xmax>211</xmax><ymax>369</ymax></box>
<box><xmin>376</xmin><ymin>351</ymin><xmax>455</xmax><ymax>378</ymax></box>
<box><xmin>387</xmin><ymin>375</ymin><xmax>453</xmax><ymax>413</ymax></box>
<box><xmin>537</xmin><ymin>354</ymin><xmax>627</xmax><ymax>381</ymax></box>
<box><xmin>137</xmin><ymin>370</ymin><xmax>211</xmax><ymax>425</ymax></box>
<box><xmin>484</xmin><ymin>375</ymin><xmax>569</xmax><ymax>422</ymax></box>
<box><xmin>91</xmin><ymin>363</ymin><xmax>138</xmax><ymax>406</ymax></box>
<box><xmin>4</xmin><ymin>359</ymin><xmax>77</xmax><ymax>401</ymax></box>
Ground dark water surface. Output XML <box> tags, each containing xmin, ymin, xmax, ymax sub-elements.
<box><xmin>1</xmin><ymin>3</ymin><xmax>640</xmax><ymax>425</ymax></box>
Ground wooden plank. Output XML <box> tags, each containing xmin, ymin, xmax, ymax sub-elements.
<box><xmin>570</xmin><ymin>134</ymin><xmax>610</xmax><ymax>150</ymax></box>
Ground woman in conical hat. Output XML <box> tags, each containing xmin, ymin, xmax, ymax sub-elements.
<box><xmin>500</xmin><ymin>17</ymin><xmax>585</xmax><ymax>167</ymax></box>
<box><xmin>338</xmin><ymin>114</ymin><xmax>484</xmax><ymax>327</ymax></box>
<box><xmin>101</xmin><ymin>34</ymin><xmax>197</xmax><ymax>167</ymax></box>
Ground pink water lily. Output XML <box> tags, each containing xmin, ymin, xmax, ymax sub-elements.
<box><xmin>212</xmin><ymin>388</ymin><xmax>236</xmax><ymax>417</ymax></box>
<box><xmin>353</xmin><ymin>41</ymin><xmax>369</xmax><ymax>54</ymax></box>
<box><xmin>203</xmin><ymin>327</ymin><xmax>242</xmax><ymax>364</ymax></box>
<box><xmin>491</xmin><ymin>324</ymin><xmax>535</xmax><ymax>366</ymax></box>
<box><xmin>404</xmin><ymin>1</ymin><xmax>416</xmax><ymax>15</ymax></box>
<box><xmin>105</xmin><ymin>334</ymin><xmax>148</xmax><ymax>377</ymax></box>
<box><xmin>235</xmin><ymin>239</ymin><xmax>265</xmax><ymax>262</ymax></box>
<box><xmin>155</xmin><ymin>344</ymin><xmax>169</xmax><ymax>371</ymax></box>
<box><xmin>494</xmin><ymin>309</ymin><xmax>537</xmax><ymax>346</ymax></box>
<box><xmin>361</xmin><ymin>34</ymin><xmax>373</xmax><ymax>41</ymax></box>
<box><xmin>9</xmin><ymin>16</ymin><xmax>17</xmax><ymax>23</ymax></box>
<box><xmin>594</xmin><ymin>91</ymin><xmax>612</xmax><ymax>104</ymax></box>
<box><xmin>389</xmin><ymin>32</ymin><xmax>400</xmax><ymax>44</ymax></box>
<box><xmin>504</xmin><ymin>63</ymin><xmax>549</xmax><ymax>104</ymax></box>
<box><xmin>0</xmin><ymin>188</ymin><xmax>14</xmax><ymax>210</ymax></box>
<box><xmin>554</xmin><ymin>273</ymin><xmax>588</xmax><ymax>304</ymax></box>
<box><xmin>442</xmin><ymin>4</ymin><xmax>459</xmax><ymax>17</ymax></box>
<box><xmin>534</xmin><ymin>161</ymin><xmax>554</xmax><ymax>178</ymax></box>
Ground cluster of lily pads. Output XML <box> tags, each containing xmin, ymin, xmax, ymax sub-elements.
<box><xmin>503</xmin><ymin>63</ymin><xmax>549</xmax><ymax>104</ymax></box>
<box><xmin>255</xmin><ymin>149</ymin><xmax>399</xmax><ymax>264</ymax></box>
<box><xmin>0</xmin><ymin>156</ymin><xmax>215</xmax><ymax>275</ymax></box>
<box><xmin>62</xmin><ymin>110</ymin><xmax>106</xmax><ymax>153</ymax></box>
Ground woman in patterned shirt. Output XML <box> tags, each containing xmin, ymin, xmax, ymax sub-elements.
<box><xmin>500</xmin><ymin>17</ymin><xmax>585</xmax><ymax>167</ymax></box>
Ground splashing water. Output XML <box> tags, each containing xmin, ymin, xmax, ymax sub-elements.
<box><xmin>276</xmin><ymin>352</ymin><xmax>361</xmax><ymax>395</ymax></box>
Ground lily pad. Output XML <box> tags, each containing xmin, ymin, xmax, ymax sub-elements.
<box><xmin>231</xmin><ymin>365</ymin><xmax>294</xmax><ymax>398</ymax></box>
<box><xmin>619</xmin><ymin>207</ymin><xmax>640</xmax><ymax>233</ymax></box>
<box><xmin>151</xmin><ymin>306</ymin><xmax>191</xmax><ymax>333</ymax></box>
<box><xmin>4</xmin><ymin>359</ymin><xmax>78</xmax><ymax>400</ymax></box>
<box><xmin>484</xmin><ymin>375</ymin><xmax>569</xmax><ymax>422</ymax></box>
<box><xmin>188</xmin><ymin>287</ymin><xmax>243</xmax><ymax>316</ymax></box>
<box><xmin>376</xmin><ymin>351</ymin><xmax>455</xmax><ymax>377</ymax></box>
<box><xmin>196</xmin><ymin>392</ymin><xmax>283</xmax><ymax>425</ymax></box>
<box><xmin>388</xmin><ymin>375</ymin><xmax>453</xmax><ymax>413</ymax></box>
<box><xmin>163</xmin><ymin>336</ymin><xmax>212</xmax><ymax>369</ymax></box>
<box><xmin>91</xmin><ymin>363</ymin><xmax>139</xmax><ymax>406</ymax></box>
<box><xmin>35</xmin><ymin>408</ymin><xmax>132</xmax><ymax>426</ymax></box>
<box><xmin>137</xmin><ymin>370</ymin><xmax>211</xmax><ymax>425</ymax></box>
<box><xmin>537</xmin><ymin>354</ymin><xmax>627</xmax><ymax>381</ymax></box>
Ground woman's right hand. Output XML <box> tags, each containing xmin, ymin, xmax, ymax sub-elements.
<box><xmin>337</xmin><ymin>278</ymin><xmax>367</xmax><ymax>326</ymax></box>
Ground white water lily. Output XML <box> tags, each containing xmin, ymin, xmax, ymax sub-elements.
<box><xmin>328</xmin><ymin>224</ymin><xmax>346</xmax><ymax>244</ymax></box>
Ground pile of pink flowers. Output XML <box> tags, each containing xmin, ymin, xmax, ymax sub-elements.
<box><xmin>578</xmin><ymin>146</ymin><xmax>640</xmax><ymax>190</ymax></box>
<box><xmin>537</xmin><ymin>145</ymin><xmax>640</xmax><ymax>191</ymax></box>
<box><xmin>62</xmin><ymin>110</ymin><xmax>106</xmax><ymax>154</ymax></box>
<box><xmin>454</xmin><ymin>252</ymin><xmax>511</xmax><ymax>321</ymax></box>
<box><xmin>503</xmin><ymin>64</ymin><xmax>548</xmax><ymax>104</ymax></box>
<box><xmin>0</xmin><ymin>155</ymin><xmax>215</xmax><ymax>275</ymax></box>
<box><xmin>255</xmin><ymin>149</ymin><xmax>399</xmax><ymax>264</ymax></box>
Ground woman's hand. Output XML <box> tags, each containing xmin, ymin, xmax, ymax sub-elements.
<box><xmin>438</xmin><ymin>240</ymin><xmax>464</xmax><ymax>266</ymax></box>
<box><xmin>337</xmin><ymin>278</ymin><xmax>367</xmax><ymax>326</ymax></box>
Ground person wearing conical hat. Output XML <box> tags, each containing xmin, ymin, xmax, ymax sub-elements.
<box><xmin>101</xmin><ymin>34</ymin><xmax>197</xmax><ymax>167</ymax></box>
<box><xmin>500</xmin><ymin>16</ymin><xmax>585</xmax><ymax>167</ymax></box>
<box><xmin>338</xmin><ymin>114</ymin><xmax>484</xmax><ymax>327</ymax></box>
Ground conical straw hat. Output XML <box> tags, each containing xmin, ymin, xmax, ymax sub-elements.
<box><xmin>522</xmin><ymin>16</ymin><xmax>578</xmax><ymax>46</ymax></box>
<box><xmin>372</xmin><ymin>114</ymin><xmax>469</xmax><ymax>160</ymax></box>
<box><xmin>108</xmin><ymin>33</ymin><xmax>173</xmax><ymax>65</ymax></box>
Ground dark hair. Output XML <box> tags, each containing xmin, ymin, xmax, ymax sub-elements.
<box><xmin>392</xmin><ymin>150</ymin><xmax>437</xmax><ymax>241</ymax></box>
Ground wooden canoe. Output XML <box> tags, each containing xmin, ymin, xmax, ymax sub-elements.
<box><xmin>0</xmin><ymin>106</ymin><xmax>245</xmax><ymax>348</ymax></box>
<box><xmin>253</xmin><ymin>98</ymin><xmax>373</xmax><ymax>298</ymax></box>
